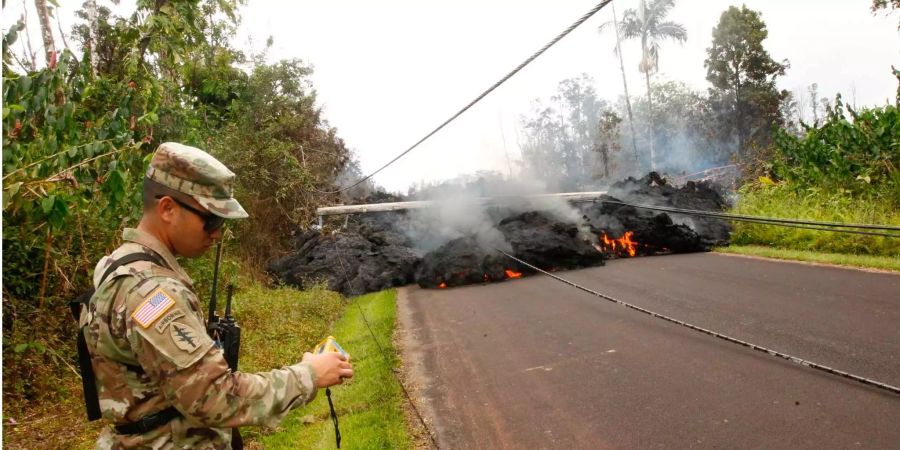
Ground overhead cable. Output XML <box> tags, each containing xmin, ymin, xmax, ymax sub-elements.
<box><xmin>318</xmin><ymin>0</ymin><xmax>614</xmax><ymax>194</ymax></box>
<box><xmin>577</xmin><ymin>199</ymin><xmax>900</xmax><ymax>238</ymax></box>
<box><xmin>495</xmin><ymin>248</ymin><xmax>900</xmax><ymax>396</ymax></box>
<box><xmin>333</xmin><ymin>252</ymin><xmax>441</xmax><ymax>449</ymax></box>
<box><xmin>597</xmin><ymin>200</ymin><xmax>900</xmax><ymax>231</ymax></box>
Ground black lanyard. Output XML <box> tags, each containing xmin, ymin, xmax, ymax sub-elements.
<box><xmin>326</xmin><ymin>387</ymin><xmax>341</xmax><ymax>448</ymax></box>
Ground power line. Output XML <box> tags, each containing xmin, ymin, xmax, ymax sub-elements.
<box><xmin>598</xmin><ymin>200</ymin><xmax>900</xmax><ymax>231</ymax></box>
<box><xmin>334</xmin><ymin>253</ymin><xmax>441</xmax><ymax>449</ymax></box>
<box><xmin>318</xmin><ymin>0</ymin><xmax>614</xmax><ymax>195</ymax></box>
<box><xmin>580</xmin><ymin>199</ymin><xmax>900</xmax><ymax>237</ymax></box>
<box><xmin>495</xmin><ymin>248</ymin><xmax>900</xmax><ymax>396</ymax></box>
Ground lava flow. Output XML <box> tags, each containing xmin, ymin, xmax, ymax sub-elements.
<box><xmin>505</xmin><ymin>269</ymin><xmax>523</xmax><ymax>279</ymax></box>
<box><xmin>599</xmin><ymin>231</ymin><xmax>638</xmax><ymax>257</ymax></box>
<box><xmin>438</xmin><ymin>282</ymin><xmax>447</xmax><ymax>289</ymax></box>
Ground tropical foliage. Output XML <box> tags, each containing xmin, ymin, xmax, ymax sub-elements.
<box><xmin>2</xmin><ymin>0</ymin><xmax>355</xmax><ymax>431</ymax></box>
<box><xmin>772</xmin><ymin>95</ymin><xmax>900</xmax><ymax>199</ymax></box>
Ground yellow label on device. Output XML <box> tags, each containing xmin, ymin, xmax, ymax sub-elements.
<box><xmin>314</xmin><ymin>336</ymin><xmax>349</xmax><ymax>359</ymax></box>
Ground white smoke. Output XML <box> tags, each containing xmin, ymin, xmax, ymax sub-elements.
<box><xmin>403</xmin><ymin>169</ymin><xmax>597</xmax><ymax>253</ymax></box>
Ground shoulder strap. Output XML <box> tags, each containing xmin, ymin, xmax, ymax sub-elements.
<box><xmin>98</xmin><ymin>252</ymin><xmax>166</xmax><ymax>292</ymax></box>
<box><xmin>69</xmin><ymin>252</ymin><xmax>166</xmax><ymax>320</ymax></box>
<box><xmin>71</xmin><ymin>251</ymin><xmax>165</xmax><ymax>422</ymax></box>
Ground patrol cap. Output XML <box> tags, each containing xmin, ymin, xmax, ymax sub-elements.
<box><xmin>145</xmin><ymin>142</ymin><xmax>249</xmax><ymax>219</ymax></box>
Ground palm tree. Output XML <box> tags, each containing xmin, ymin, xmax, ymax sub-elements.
<box><xmin>611</xmin><ymin>0</ymin><xmax>686</xmax><ymax>171</ymax></box>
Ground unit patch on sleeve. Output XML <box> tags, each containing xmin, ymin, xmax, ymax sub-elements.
<box><xmin>132</xmin><ymin>288</ymin><xmax>176</xmax><ymax>328</ymax></box>
<box><xmin>170</xmin><ymin>322</ymin><xmax>202</xmax><ymax>353</ymax></box>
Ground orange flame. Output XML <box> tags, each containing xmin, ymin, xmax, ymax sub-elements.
<box><xmin>505</xmin><ymin>269</ymin><xmax>523</xmax><ymax>279</ymax></box>
<box><xmin>599</xmin><ymin>231</ymin><xmax>638</xmax><ymax>257</ymax></box>
<box><xmin>438</xmin><ymin>282</ymin><xmax>447</xmax><ymax>289</ymax></box>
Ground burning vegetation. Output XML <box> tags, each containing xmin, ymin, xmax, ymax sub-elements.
<box><xmin>268</xmin><ymin>174</ymin><xmax>731</xmax><ymax>296</ymax></box>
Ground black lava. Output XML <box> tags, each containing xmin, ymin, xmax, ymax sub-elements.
<box><xmin>267</xmin><ymin>227</ymin><xmax>419</xmax><ymax>296</ymax></box>
<box><xmin>268</xmin><ymin>173</ymin><xmax>731</xmax><ymax>295</ymax></box>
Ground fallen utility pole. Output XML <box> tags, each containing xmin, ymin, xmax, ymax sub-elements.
<box><xmin>315</xmin><ymin>191</ymin><xmax>608</xmax><ymax>225</ymax></box>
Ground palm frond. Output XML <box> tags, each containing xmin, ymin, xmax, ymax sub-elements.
<box><xmin>647</xmin><ymin>0</ymin><xmax>677</xmax><ymax>22</ymax></box>
<box><xmin>617</xmin><ymin>10</ymin><xmax>644</xmax><ymax>39</ymax></box>
<box><xmin>597</xmin><ymin>20</ymin><xmax>615</xmax><ymax>33</ymax></box>
<box><xmin>652</xmin><ymin>21</ymin><xmax>687</xmax><ymax>43</ymax></box>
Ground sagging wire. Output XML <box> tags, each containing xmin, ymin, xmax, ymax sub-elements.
<box><xmin>333</xmin><ymin>250</ymin><xmax>442</xmax><ymax>449</ymax></box>
<box><xmin>494</xmin><ymin>248</ymin><xmax>900</xmax><ymax>396</ymax></box>
<box><xmin>578</xmin><ymin>199</ymin><xmax>900</xmax><ymax>238</ymax></box>
<box><xmin>316</xmin><ymin>0</ymin><xmax>614</xmax><ymax>195</ymax></box>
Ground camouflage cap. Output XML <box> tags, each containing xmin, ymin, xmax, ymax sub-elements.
<box><xmin>146</xmin><ymin>142</ymin><xmax>248</xmax><ymax>219</ymax></box>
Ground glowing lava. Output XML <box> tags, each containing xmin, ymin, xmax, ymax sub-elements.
<box><xmin>599</xmin><ymin>231</ymin><xmax>638</xmax><ymax>257</ymax></box>
<box><xmin>505</xmin><ymin>269</ymin><xmax>523</xmax><ymax>279</ymax></box>
<box><xmin>438</xmin><ymin>282</ymin><xmax>447</xmax><ymax>289</ymax></box>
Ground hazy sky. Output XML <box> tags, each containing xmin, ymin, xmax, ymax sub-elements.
<box><xmin>4</xmin><ymin>1</ymin><xmax>899</xmax><ymax>192</ymax></box>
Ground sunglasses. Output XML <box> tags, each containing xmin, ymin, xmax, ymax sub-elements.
<box><xmin>156</xmin><ymin>195</ymin><xmax>226</xmax><ymax>232</ymax></box>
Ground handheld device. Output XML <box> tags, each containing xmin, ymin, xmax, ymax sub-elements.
<box><xmin>313</xmin><ymin>335</ymin><xmax>348</xmax><ymax>448</ymax></box>
<box><xmin>313</xmin><ymin>335</ymin><xmax>349</xmax><ymax>359</ymax></box>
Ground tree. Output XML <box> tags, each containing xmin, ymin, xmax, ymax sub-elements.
<box><xmin>872</xmin><ymin>0</ymin><xmax>900</xmax><ymax>12</ymax></box>
<box><xmin>210</xmin><ymin>59</ymin><xmax>353</xmax><ymax>265</ymax></box>
<box><xmin>871</xmin><ymin>0</ymin><xmax>900</xmax><ymax>29</ymax></box>
<box><xmin>520</xmin><ymin>75</ymin><xmax>608</xmax><ymax>190</ymax></box>
<box><xmin>594</xmin><ymin>111</ymin><xmax>622</xmax><ymax>179</ymax></box>
<box><xmin>808</xmin><ymin>82</ymin><xmax>820</xmax><ymax>125</ymax></box>
<box><xmin>612</xmin><ymin>0</ymin><xmax>686</xmax><ymax>171</ymax></box>
<box><xmin>625</xmin><ymin>79</ymin><xmax>727</xmax><ymax>172</ymax></box>
<box><xmin>705</xmin><ymin>5</ymin><xmax>788</xmax><ymax>160</ymax></box>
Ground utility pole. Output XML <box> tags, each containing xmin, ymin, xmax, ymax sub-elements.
<box><xmin>611</xmin><ymin>2</ymin><xmax>640</xmax><ymax>167</ymax></box>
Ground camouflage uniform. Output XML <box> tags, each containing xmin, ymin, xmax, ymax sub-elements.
<box><xmin>82</xmin><ymin>143</ymin><xmax>317</xmax><ymax>449</ymax></box>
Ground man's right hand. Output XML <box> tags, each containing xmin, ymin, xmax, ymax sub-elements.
<box><xmin>302</xmin><ymin>352</ymin><xmax>353</xmax><ymax>388</ymax></box>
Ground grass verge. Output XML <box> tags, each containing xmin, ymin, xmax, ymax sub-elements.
<box><xmin>715</xmin><ymin>245</ymin><xmax>900</xmax><ymax>272</ymax></box>
<box><xmin>2</xmin><ymin>281</ymin><xmax>364</xmax><ymax>450</ymax></box>
<box><xmin>729</xmin><ymin>184</ymin><xmax>900</xmax><ymax>257</ymax></box>
<box><xmin>252</xmin><ymin>289</ymin><xmax>411</xmax><ymax>449</ymax></box>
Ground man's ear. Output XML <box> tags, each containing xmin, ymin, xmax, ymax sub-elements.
<box><xmin>156</xmin><ymin>196</ymin><xmax>177</xmax><ymax>224</ymax></box>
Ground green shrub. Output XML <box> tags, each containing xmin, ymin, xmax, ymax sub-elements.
<box><xmin>770</xmin><ymin>94</ymin><xmax>899</xmax><ymax>205</ymax></box>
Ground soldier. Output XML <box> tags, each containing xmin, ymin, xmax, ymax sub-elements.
<box><xmin>81</xmin><ymin>142</ymin><xmax>353</xmax><ymax>449</ymax></box>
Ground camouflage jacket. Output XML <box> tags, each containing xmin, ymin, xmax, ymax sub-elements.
<box><xmin>82</xmin><ymin>228</ymin><xmax>318</xmax><ymax>449</ymax></box>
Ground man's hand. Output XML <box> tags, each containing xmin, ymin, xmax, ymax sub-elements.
<box><xmin>302</xmin><ymin>352</ymin><xmax>353</xmax><ymax>388</ymax></box>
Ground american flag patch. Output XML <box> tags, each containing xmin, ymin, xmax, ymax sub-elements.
<box><xmin>132</xmin><ymin>288</ymin><xmax>176</xmax><ymax>328</ymax></box>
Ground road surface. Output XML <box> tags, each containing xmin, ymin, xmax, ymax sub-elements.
<box><xmin>399</xmin><ymin>253</ymin><xmax>900</xmax><ymax>449</ymax></box>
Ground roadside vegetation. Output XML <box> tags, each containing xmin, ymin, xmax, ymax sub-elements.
<box><xmin>2</xmin><ymin>0</ymin><xmax>366</xmax><ymax>446</ymax></box>
<box><xmin>727</xmin><ymin>93</ymin><xmax>900</xmax><ymax>260</ymax></box>
<box><xmin>714</xmin><ymin>246</ymin><xmax>900</xmax><ymax>272</ymax></box>
<box><xmin>254</xmin><ymin>290</ymin><xmax>411</xmax><ymax>450</ymax></box>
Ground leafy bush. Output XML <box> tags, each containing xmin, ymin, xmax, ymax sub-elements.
<box><xmin>731</xmin><ymin>86</ymin><xmax>900</xmax><ymax>256</ymax></box>
<box><xmin>770</xmin><ymin>95</ymin><xmax>900</xmax><ymax>205</ymax></box>
<box><xmin>208</xmin><ymin>59</ymin><xmax>351</xmax><ymax>267</ymax></box>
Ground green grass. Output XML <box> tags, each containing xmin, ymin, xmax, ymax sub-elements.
<box><xmin>234</xmin><ymin>283</ymin><xmax>344</xmax><ymax>374</ymax></box>
<box><xmin>253</xmin><ymin>289</ymin><xmax>411</xmax><ymax>450</ymax></box>
<box><xmin>730</xmin><ymin>184</ymin><xmax>900</xmax><ymax>257</ymax></box>
<box><xmin>2</xmin><ymin>281</ymin><xmax>408</xmax><ymax>450</ymax></box>
<box><xmin>716</xmin><ymin>245</ymin><xmax>900</xmax><ymax>272</ymax></box>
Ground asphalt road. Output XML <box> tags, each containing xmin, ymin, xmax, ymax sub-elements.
<box><xmin>398</xmin><ymin>253</ymin><xmax>900</xmax><ymax>449</ymax></box>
